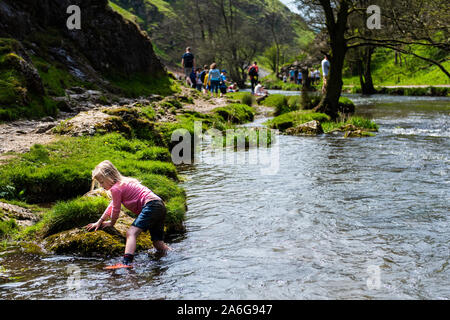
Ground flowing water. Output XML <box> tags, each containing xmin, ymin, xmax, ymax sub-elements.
<box><xmin>1</xmin><ymin>93</ymin><xmax>449</xmax><ymax>300</ymax></box>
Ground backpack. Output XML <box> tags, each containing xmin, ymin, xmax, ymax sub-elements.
<box><xmin>182</xmin><ymin>52</ymin><xmax>194</xmax><ymax>68</ymax></box>
<box><xmin>248</xmin><ymin>66</ymin><xmax>258</xmax><ymax>76</ymax></box>
<box><xmin>200</xmin><ymin>70</ymin><xmax>206</xmax><ymax>82</ymax></box>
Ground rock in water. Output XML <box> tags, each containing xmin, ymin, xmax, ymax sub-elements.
<box><xmin>285</xmin><ymin>120</ymin><xmax>324</xmax><ymax>135</ymax></box>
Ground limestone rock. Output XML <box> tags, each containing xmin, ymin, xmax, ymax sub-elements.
<box><xmin>285</xmin><ymin>120</ymin><xmax>324</xmax><ymax>135</ymax></box>
<box><xmin>0</xmin><ymin>201</ymin><xmax>40</xmax><ymax>227</ymax></box>
<box><xmin>43</xmin><ymin>214</ymin><xmax>153</xmax><ymax>256</ymax></box>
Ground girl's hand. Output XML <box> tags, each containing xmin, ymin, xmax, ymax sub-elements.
<box><xmin>85</xmin><ymin>220</ymin><xmax>103</xmax><ymax>231</ymax></box>
<box><xmin>101</xmin><ymin>221</ymin><xmax>113</xmax><ymax>228</ymax></box>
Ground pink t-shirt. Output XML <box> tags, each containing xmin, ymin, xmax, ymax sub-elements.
<box><xmin>102</xmin><ymin>181</ymin><xmax>161</xmax><ymax>220</ymax></box>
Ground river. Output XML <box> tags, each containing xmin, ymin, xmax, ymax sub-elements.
<box><xmin>0</xmin><ymin>93</ymin><xmax>449</xmax><ymax>299</ymax></box>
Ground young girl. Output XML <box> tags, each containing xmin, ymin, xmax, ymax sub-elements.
<box><xmin>85</xmin><ymin>160</ymin><xmax>171</xmax><ymax>268</ymax></box>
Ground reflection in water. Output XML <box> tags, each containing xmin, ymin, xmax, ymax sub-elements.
<box><xmin>0</xmin><ymin>94</ymin><xmax>449</xmax><ymax>299</ymax></box>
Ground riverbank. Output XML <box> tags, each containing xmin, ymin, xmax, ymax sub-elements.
<box><xmin>0</xmin><ymin>83</ymin><xmax>266</xmax><ymax>259</ymax></box>
<box><xmin>260</xmin><ymin>72</ymin><xmax>450</xmax><ymax>97</ymax></box>
<box><xmin>258</xmin><ymin>93</ymin><xmax>377</xmax><ymax>137</ymax></box>
<box><xmin>2</xmin><ymin>94</ymin><xmax>448</xmax><ymax>299</ymax></box>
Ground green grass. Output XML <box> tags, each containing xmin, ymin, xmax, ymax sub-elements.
<box><xmin>261</xmin><ymin>94</ymin><xmax>289</xmax><ymax>115</ymax></box>
<box><xmin>265</xmin><ymin>110</ymin><xmax>331</xmax><ymax>131</ymax></box>
<box><xmin>0</xmin><ymin>219</ymin><xmax>19</xmax><ymax>239</ymax></box>
<box><xmin>0</xmin><ymin>133</ymin><xmax>180</xmax><ymax>204</ymax></box>
<box><xmin>108</xmin><ymin>1</ymin><xmax>145</xmax><ymax>24</ymax></box>
<box><xmin>219</xmin><ymin>127</ymin><xmax>274</xmax><ymax>149</ymax></box>
<box><xmin>212</xmin><ymin>104</ymin><xmax>255</xmax><ymax>124</ymax></box>
<box><xmin>261</xmin><ymin>93</ymin><xmax>323</xmax><ymax>115</ymax></box>
<box><xmin>0</xmin><ymin>38</ymin><xmax>59</xmax><ymax>121</ymax></box>
<box><xmin>343</xmin><ymin>47</ymin><xmax>450</xmax><ymax>86</ymax></box>
<box><xmin>225</xmin><ymin>92</ymin><xmax>254</xmax><ymax>106</ymax></box>
<box><xmin>321</xmin><ymin>116</ymin><xmax>379</xmax><ymax>133</ymax></box>
<box><xmin>107</xmin><ymin>72</ymin><xmax>179</xmax><ymax>97</ymax></box>
<box><xmin>38</xmin><ymin>196</ymin><xmax>109</xmax><ymax>237</ymax></box>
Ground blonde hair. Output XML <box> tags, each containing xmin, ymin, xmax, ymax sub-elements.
<box><xmin>91</xmin><ymin>160</ymin><xmax>138</xmax><ymax>191</ymax></box>
<box><xmin>210</xmin><ymin>62</ymin><xmax>217</xmax><ymax>69</ymax></box>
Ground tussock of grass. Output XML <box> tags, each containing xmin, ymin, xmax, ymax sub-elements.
<box><xmin>0</xmin><ymin>133</ymin><xmax>179</xmax><ymax>203</ymax></box>
<box><xmin>266</xmin><ymin>110</ymin><xmax>330</xmax><ymax>131</ymax></box>
<box><xmin>41</xmin><ymin>196</ymin><xmax>109</xmax><ymax>237</ymax></box>
<box><xmin>213</xmin><ymin>104</ymin><xmax>255</xmax><ymax>124</ymax></box>
<box><xmin>321</xmin><ymin>116</ymin><xmax>379</xmax><ymax>133</ymax></box>
<box><xmin>225</xmin><ymin>92</ymin><xmax>254</xmax><ymax>106</ymax></box>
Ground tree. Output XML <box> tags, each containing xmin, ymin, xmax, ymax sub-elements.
<box><xmin>293</xmin><ymin>0</ymin><xmax>450</xmax><ymax>119</ymax></box>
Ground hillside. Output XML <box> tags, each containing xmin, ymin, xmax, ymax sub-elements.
<box><xmin>0</xmin><ymin>0</ymin><xmax>170</xmax><ymax>121</ymax></box>
<box><xmin>108</xmin><ymin>0</ymin><xmax>311</xmax><ymax>69</ymax></box>
<box><xmin>343</xmin><ymin>47</ymin><xmax>450</xmax><ymax>87</ymax></box>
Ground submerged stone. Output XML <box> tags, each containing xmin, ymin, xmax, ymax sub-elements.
<box><xmin>344</xmin><ymin>129</ymin><xmax>374</xmax><ymax>138</ymax></box>
<box><xmin>43</xmin><ymin>213</ymin><xmax>153</xmax><ymax>257</ymax></box>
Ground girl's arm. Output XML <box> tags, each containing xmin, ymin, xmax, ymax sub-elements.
<box><xmin>104</xmin><ymin>187</ymin><xmax>121</xmax><ymax>226</ymax></box>
<box><xmin>85</xmin><ymin>187</ymin><xmax>121</xmax><ymax>231</ymax></box>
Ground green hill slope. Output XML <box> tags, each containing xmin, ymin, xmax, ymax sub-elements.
<box><xmin>343</xmin><ymin>47</ymin><xmax>450</xmax><ymax>86</ymax></box>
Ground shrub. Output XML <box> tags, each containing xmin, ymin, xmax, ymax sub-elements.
<box><xmin>262</xmin><ymin>94</ymin><xmax>289</xmax><ymax>115</ymax></box>
<box><xmin>0</xmin><ymin>219</ymin><xmax>18</xmax><ymax>239</ymax></box>
<box><xmin>241</xmin><ymin>92</ymin><xmax>253</xmax><ymax>106</ymax></box>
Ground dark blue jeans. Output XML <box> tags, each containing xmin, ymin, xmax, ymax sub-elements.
<box><xmin>131</xmin><ymin>200</ymin><xmax>166</xmax><ymax>241</ymax></box>
<box><xmin>210</xmin><ymin>80</ymin><xmax>220</xmax><ymax>93</ymax></box>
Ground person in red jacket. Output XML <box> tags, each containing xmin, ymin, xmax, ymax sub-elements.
<box><xmin>248</xmin><ymin>61</ymin><xmax>259</xmax><ymax>94</ymax></box>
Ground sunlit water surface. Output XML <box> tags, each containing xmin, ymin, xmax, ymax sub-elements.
<box><xmin>1</xmin><ymin>93</ymin><xmax>449</xmax><ymax>299</ymax></box>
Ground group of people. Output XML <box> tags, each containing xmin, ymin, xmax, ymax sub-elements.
<box><xmin>181</xmin><ymin>47</ymin><xmax>239</xmax><ymax>97</ymax></box>
<box><xmin>282</xmin><ymin>55</ymin><xmax>330</xmax><ymax>93</ymax></box>
<box><xmin>285</xmin><ymin>68</ymin><xmax>321</xmax><ymax>85</ymax></box>
<box><xmin>81</xmin><ymin>54</ymin><xmax>330</xmax><ymax>270</ymax></box>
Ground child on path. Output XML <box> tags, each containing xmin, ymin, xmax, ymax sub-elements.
<box><xmin>203</xmin><ymin>69</ymin><xmax>210</xmax><ymax>94</ymax></box>
<box><xmin>195</xmin><ymin>68</ymin><xmax>203</xmax><ymax>91</ymax></box>
<box><xmin>219</xmin><ymin>69</ymin><xmax>228</xmax><ymax>97</ymax></box>
<box><xmin>85</xmin><ymin>160</ymin><xmax>171</xmax><ymax>268</ymax></box>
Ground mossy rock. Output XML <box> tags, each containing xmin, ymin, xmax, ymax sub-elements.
<box><xmin>213</xmin><ymin>104</ymin><xmax>255</xmax><ymax>124</ymax></box>
<box><xmin>17</xmin><ymin>241</ymin><xmax>46</xmax><ymax>255</ymax></box>
<box><xmin>43</xmin><ymin>214</ymin><xmax>153</xmax><ymax>257</ymax></box>
<box><xmin>338</xmin><ymin>97</ymin><xmax>355</xmax><ymax>114</ymax></box>
<box><xmin>285</xmin><ymin>120</ymin><xmax>324</xmax><ymax>135</ymax></box>
<box><xmin>344</xmin><ymin>130</ymin><xmax>375</xmax><ymax>138</ymax></box>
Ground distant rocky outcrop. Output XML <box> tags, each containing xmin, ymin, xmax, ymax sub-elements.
<box><xmin>0</xmin><ymin>0</ymin><xmax>164</xmax><ymax>76</ymax></box>
<box><xmin>0</xmin><ymin>0</ymin><xmax>167</xmax><ymax>121</ymax></box>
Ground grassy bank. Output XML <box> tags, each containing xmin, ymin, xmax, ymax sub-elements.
<box><xmin>262</xmin><ymin>93</ymin><xmax>377</xmax><ymax>136</ymax></box>
<box><xmin>0</xmin><ymin>96</ymin><xmax>260</xmax><ymax>253</ymax></box>
<box><xmin>343</xmin><ymin>47</ymin><xmax>450</xmax><ymax>88</ymax></box>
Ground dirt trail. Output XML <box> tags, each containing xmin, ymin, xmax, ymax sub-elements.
<box><xmin>0</xmin><ymin>86</ymin><xmax>235</xmax><ymax>161</ymax></box>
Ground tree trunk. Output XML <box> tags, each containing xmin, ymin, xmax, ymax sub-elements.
<box><xmin>314</xmin><ymin>45</ymin><xmax>347</xmax><ymax>120</ymax></box>
<box><xmin>313</xmin><ymin>0</ymin><xmax>350</xmax><ymax>120</ymax></box>
<box><xmin>359</xmin><ymin>46</ymin><xmax>377</xmax><ymax>94</ymax></box>
<box><xmin>301</xmin><ymin>68</ymin><xmax>312</xmax><ymax>91</ymax></box>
